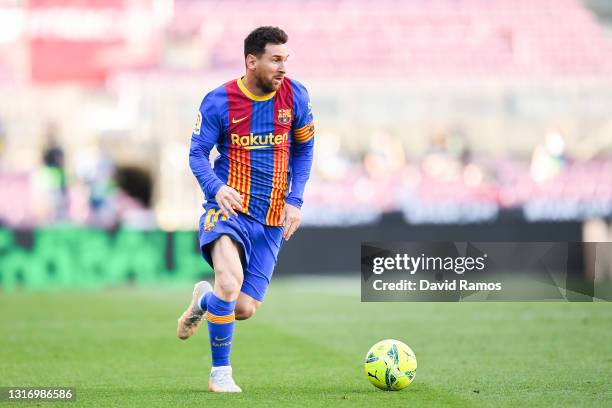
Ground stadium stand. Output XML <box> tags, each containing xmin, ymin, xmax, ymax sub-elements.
<box><xmin>172</xmin><ymin>0</ymin><xmax>612</xmax><ymax>77</ymax></box>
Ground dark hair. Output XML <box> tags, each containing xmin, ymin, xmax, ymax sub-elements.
<box><xmin>244</xmin><ymin>26</ymin><xmax>288</xmax><ymax>58</ymax></box>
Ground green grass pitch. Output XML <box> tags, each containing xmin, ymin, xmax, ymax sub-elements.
<box><xmin>1</xmin><ymin>277</ymin><xmax>611</xmax><ymax>407</ymax></box>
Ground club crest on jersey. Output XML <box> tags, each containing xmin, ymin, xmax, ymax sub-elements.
<box><xmin>277</xmin><ymin>108</ymin><xmax>292</xmax><ymax>124</ymax></box>
<box><xmin>193</xmin><ymin>112</ymin><xmax>202</xmax><ymax>135</ymax></box>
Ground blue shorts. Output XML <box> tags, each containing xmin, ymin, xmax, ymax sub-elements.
<box><xmin>198</xmin><ymin>203</ymin><xmax>284</xmax><ymax>302</ymax></box>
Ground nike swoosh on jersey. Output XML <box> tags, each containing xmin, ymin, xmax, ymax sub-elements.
<box><xmin>232</xmin><ymin>116</ymin><xmax>248</xmax><ymax>124</ymax></box>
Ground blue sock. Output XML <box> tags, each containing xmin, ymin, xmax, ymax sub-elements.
<box><xmin>198</xmin><ymin>291</ymin><xmax>212</xmax><ymax>312</ymax></box>
<box><xmin>206</xmin><ymin>293</ymin><xmax>236</xmax><ymax>367</ymax></box>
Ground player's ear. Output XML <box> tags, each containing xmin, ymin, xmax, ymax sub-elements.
<box><xmin>245</xmin><ymin>54</ymin><xmax>257</xmax><ymax>71</ymax></box>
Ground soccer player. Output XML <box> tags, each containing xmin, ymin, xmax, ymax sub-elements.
<box><xmin>177</xmin><ymin>26</ymin><xmax>315</xmax><ymax>393</ymax></box>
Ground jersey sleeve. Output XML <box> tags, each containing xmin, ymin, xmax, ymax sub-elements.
<box><xmin>286</xmin><ymin>80</ymin><xmax>315</xmax><ymax>209</ymax></box>
<box><xmin>291</xmin><ymin>80</ymin><xmax>315</xmax><ymax>143</ymax></box>
<box><xmin>189</xmin><ymin>93</ymin><xmax>225</xmax><ymax>199</ymax></box>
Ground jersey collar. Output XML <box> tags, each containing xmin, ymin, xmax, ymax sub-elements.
<box><xmin>237</xmin><ymin>77</ymin><xmax>276</xmax><ymax>101</ymax></box>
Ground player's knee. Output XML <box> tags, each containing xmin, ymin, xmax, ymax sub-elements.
<box><xmin>215</xmin><ymin>276</ymin><xmax>241</xmax><ymax>298</ymax></box>
<box><xmin>235</xmin><ymin>303</ymin><xmax>258</xmax><ymax>320</ymax></box>
<box><xmin>214</xmin><ymin>264</ymin><xmax>242</xmax><ymax>297</ymax></box>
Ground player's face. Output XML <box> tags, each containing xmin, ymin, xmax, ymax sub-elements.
<box><xmin>253</xmin><ymin>43</ymin><xmax>289</xmax><ymax>93</ymax></box>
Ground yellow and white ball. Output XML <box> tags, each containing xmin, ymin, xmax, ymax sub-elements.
<box><xmin>364</xmin><ymin>339</ymin><xmax>417</xmax><ymax>391</ymax></box>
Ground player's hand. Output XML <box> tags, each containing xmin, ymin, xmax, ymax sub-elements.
<box><xmin>215</xmin><ymin>185</ymin><xmax>243</xmax><ymax>217</ymax></box>
<box><xmin>282</xmin><ymin>204</ymin><xmax>301</xmax><ymax>240</ymax></box>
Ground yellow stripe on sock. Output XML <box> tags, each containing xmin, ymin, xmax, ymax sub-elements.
<box><xmin>207</xmin><ymin>312</ymin><xmax>236</xmax><ymax>324</ymax></box>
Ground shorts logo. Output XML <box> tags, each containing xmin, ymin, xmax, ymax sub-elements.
<box><xmin>193</xmin><ymin>112</ymin><xmax>202</xmax><ymax>135</ymax></box>
<box><xmin>204</xmin><ymin>208</ymin><xmax>227</xmax><ymax>232</ymax></box>
<box><xmin>277</xmin><ymin>108</ymin><xmax>292</xmax><ymax>124</ymax></box>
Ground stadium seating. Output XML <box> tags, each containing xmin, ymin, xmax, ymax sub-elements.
<box><xmin>173</xmin><ymin>0</ymin><xmax>612</xmax><ymax>77</ymax></box>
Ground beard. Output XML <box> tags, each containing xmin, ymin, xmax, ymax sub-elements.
<box><xmin>255</xmin><ymin>75</ymin><xmax>277</xmax><ymax>94</ymax></box>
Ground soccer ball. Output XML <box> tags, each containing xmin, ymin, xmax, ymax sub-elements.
<box><xmin>364</xmin><ymin>339</ymin><xmax>417</xmax><ymax>391</ymax></box>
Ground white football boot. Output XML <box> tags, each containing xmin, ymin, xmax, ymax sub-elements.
<box><xmin>208</xmin><ymin>366</ymin><xmax>242</xmax><ymax>393</ymax></box>
<box><xmin>176</xmin><ymin>281</ymin><xmax>212</xmax><ymax>340</ymax></box>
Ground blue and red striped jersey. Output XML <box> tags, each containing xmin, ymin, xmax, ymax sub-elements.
<box><xmin>189</xmin><ymin>77</ymin><xmax>315</xmax><ymax>226</ymax></box>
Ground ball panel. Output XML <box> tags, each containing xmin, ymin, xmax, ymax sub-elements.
<box><xmin>364</xmin><ymin>359</ymin><xmax>389</xmax><ymax>390</ymax></box>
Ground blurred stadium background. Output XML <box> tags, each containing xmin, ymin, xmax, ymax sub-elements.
<box><xmin>1</xmin><ymin>2</ymin><xmax>612</xmax><ymax>406</ymax></box>
<box><xmin>1</xmin><ymin>0</ymin><xmax>612</xmax><ymax>288</ymax></box>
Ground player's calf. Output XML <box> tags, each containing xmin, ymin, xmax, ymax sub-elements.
<box><xmin>235</xmin><ymin>303</ymin><xmax>257</xmax><ymax>320</ymax></box>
